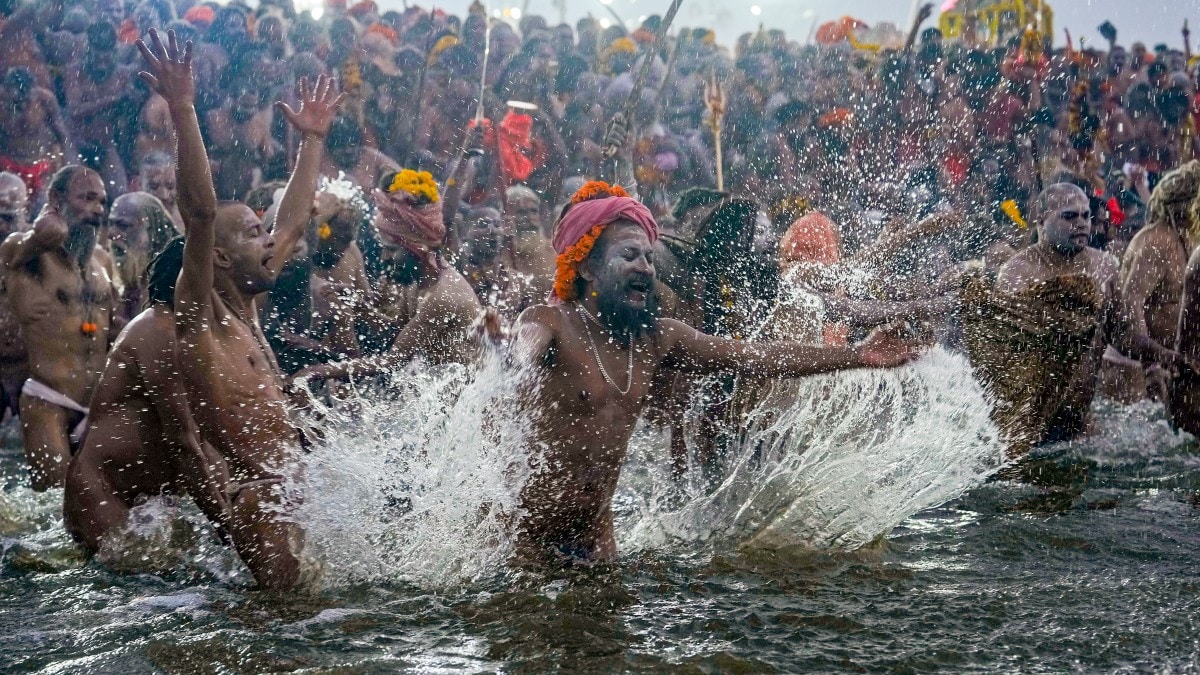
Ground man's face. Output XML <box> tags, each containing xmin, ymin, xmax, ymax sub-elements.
<box><xmin>215</xmin><ymin>204</ymin><xmax>277</xmax><ymax>294</ymax></box>
<box><xmin>586</xmin><ymin>222</ymin><xmax>656</xmax><ymax>312</ymax></box>
<box><xmin>108</xmin><ymin>198</ymin><xmax>151</xmax><ymax>287</ymax></box>
<box><xmin>464</xmin><ymin>209</ymin><xmax>503</xmax><ymax>264</ymax></box>
<box><xmin>1038</xmin><ymin>190</ymin><xmax>1092</xmax><ymax>256</ymax></box>
<box><xmin>585</xmin><ymin>223</ymin><xmax>659</xmax><ymax>341</ymax></box>
<box><xmin>140</xmin><ymin>165</ymin><xmax>176</xmax><ymax>207</ymax></box>
<box><xmin>503</xmin><ymin>194</ymin><xmax>542</xmax><ymax>233</ymax></box>
<box><xmin>231</xmin><ymin>86</ymin><xmax>264</xmax><ymax>123</ymax></box>
<box><xmin>56</xmin><ymin>170</ymin><xmax>107</xmax><ymax>231</ymax></box>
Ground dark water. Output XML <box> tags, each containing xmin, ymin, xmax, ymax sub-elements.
<box><xmin>2</xmin><ymin>401</ymin><xmax>1199</xmax><ymax>673</ymax></box>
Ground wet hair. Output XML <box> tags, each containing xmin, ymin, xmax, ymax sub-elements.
<box><xmin>244</xmin><ymin>181</ymin><xmax>286</xmax><ymax>215</ymax></box>
<box><xmin>47</xmin><ymin>165</ymin><xmax>90</xmax><ymax>205</ymax></box>
<box><xmin>147</xmin><ymin>236</ymin><xmax>185</xmax><ymax>307</ymax></box>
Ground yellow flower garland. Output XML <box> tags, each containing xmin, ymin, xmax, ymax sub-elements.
<box><xmin>388</xmin><ymin>169</ymin><xmax>440</xmax><ymax>204</ymax></box>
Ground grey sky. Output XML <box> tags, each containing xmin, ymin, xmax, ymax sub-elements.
<box><xmin>368</xmin><ymin>1</ymin><xmax>1196</xmax><ymax>50</ymax></box>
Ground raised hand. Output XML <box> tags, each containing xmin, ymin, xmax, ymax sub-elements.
<box><xmin>916</xmin><ymin>3</ymin><xmax>934</xmax><ymax>25</ymax></box>
<box><xmin>276</xmin><ymin>74</ymin><xmax>347</xmax><ymax>139</ymax></box>
<box><xmin>135</xmin><ymin>28</ymin><xmax>195</xmax><ymax>106</ymax></box>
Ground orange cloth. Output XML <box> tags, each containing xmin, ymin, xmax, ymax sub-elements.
<box><xmin>779</xmin><ymin>211</ymin><xmax>847</xmax><ymax>346</ymax></box>
<box><xmin>183</xmin><ymin>6</ymin><xmax>214</xmax><ymax>27</ymax></box>
<box><xmin>815</xmin><ymin>17</ymin><xmax>867</xmax><ymax>45</ymax></box>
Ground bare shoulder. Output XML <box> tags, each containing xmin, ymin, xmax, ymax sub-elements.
<box><xmin>516</xmin><ymin>303</ymin><xmax>563</xmax><ymax>333</ymax></box>
<box><xmin>1087</xmin><ymin>247</ymin><xmax>1120</xmax><ymax>278</ymax></box>
<box><xmin>432</xmin><ymin>267</ymin><xmax>482</xmax><ymax>315</ymax></box>
<box><xmin>995</xmin><ymin>247</ymin><xmax>1035</xmax><ymax>291</ymax></box>
<box><xmin>0</xmin><ymin>231</ymin><xmax>26</xmax><ymax>263</ymax></box>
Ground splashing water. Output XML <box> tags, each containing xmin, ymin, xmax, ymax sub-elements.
<box><xmin>618</xmin><ymin>347</ymin><xmax>1006</xmax><ymax>553</ymax></box>
<box><xmin>287</xmin><ymin>349</ymin><xmax>541</xmax><ymax>589</ymax></box>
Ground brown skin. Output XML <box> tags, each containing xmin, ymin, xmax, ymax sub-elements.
<box><xmin>63</xmin><ymin>305</ymin><xmax>232</xmax><ymax>553</ymax></box>
<box><xmin>1171</xmin><ymin>248</ymin><xmax>1200</xmax><ymax>436</ymax></box>
<box><xmin>138</xmin><ymin>29</ymin><xmax>345</xmax><ymax>590</ymax></box>
<box><xmin>0</xmin><ymin>80</ymin><xmax>71</xmax><ymax>166</ymax></box>
<box><xmin>107</xmin><ymin>193</ymin><xmax>156</xmax><ymax>321</ymax></box>
<box><xmin>512</xmin><ymin>222</ymin><xmax>918</xmax><ymax>565</ymax></box>
<box><xmin>1118</xmin><ymin>216</ymin><xmax>1189</xmax><ymax>373</ymax></box>
<box><xmin>996</xmin><ymin>185</ymin><xmax>1120</xmax><ymax>437</ymax></box>
<box><xmin>0</xmin><ymin>167</ymin><xmax>115</xmax><ymax>490</ymax></box>
<box><xmin>294</xmin><ymin>241</ymin><xmax>482</xmax><ymax>381</ymax></box>
<box><xmin>319</xmin><ymin>145</ymin><xmax>400</xmax><ymax>192</ymax></box>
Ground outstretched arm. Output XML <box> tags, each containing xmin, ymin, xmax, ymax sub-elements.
<box><xmin>137</xmin><ymin>29</ymin><xmax>216</xmax><ymax>333</ymax></box>
<box><xmin>267</xmin><ymin>74</ymin><xmax>347</xmax><ymax>277</ymax></box>
<box><xmin>659</xmin><ymin>318</ymin><xmax>918</xmax><ymax>377</ymax></box>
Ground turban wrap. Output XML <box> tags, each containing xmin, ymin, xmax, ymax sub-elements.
<box><xmin>549</xmin><ymin>190</ymin><xmax>659</xmax><ymax>303</ymax></box>
<box><xmin>372</xmin><ymin>188</ymin><xmax>447</xmax><ymax>272</ymax></box>
<box><xmin>1148</xmin><ymin>160</ymin><xmax>1200</xmax><ymax>228</ymax></box>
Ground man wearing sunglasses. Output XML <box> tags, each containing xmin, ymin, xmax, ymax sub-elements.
<box><xmin>997</xmin><ymin>183</ymin><xmax>1121</xmax><ymax>440</ymax></box>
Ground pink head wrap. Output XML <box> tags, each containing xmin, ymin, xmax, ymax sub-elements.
<box><xmin>372</xmin><ymin>188</ymin><xmax>446</xmax><ymax>271</ymax></box>
<box><xmin>549</xmin><ymin>192</ymin><xmax>659</xmax><ymax>304</ymax></box>
<box><xmin>551</xmin><ymin>196</ymin><xmax>658</xmax><ymax>255</ymax></box>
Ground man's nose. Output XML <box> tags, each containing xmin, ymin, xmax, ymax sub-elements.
<box><xmin>633</xmin><ymin>256</ymin><xmax>654</xmax><ymax>275</ymax></box>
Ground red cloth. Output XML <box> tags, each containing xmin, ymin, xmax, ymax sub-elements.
<box><xmin>1107</xmin><ymin>196</ymin><xmax>1126</xmax><ymax>226</ymax></box>
<box><xmin>0</xmin><ymin>156</ymin><xmax>51</xmax><ymax>198</ymax></box>
<box><xmin>372</xmin><ymin>188</ymin><xmax>446</xmax><ymax>271</ymax></box>
<box><xmin>183</xmin><ymin>6</ymin><xmax>214</xmax><ymax>27</ymax></box>
<box><xmin>497</xmin><ymin>111</ymin><xmax>535</xmax><ymax>184</ymax></box>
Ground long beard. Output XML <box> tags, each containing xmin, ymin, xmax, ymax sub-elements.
<box><xmin>595</xmin><ymin>278</ymin><xmax>661</xmax><ymax>347</ymax></box>
<box><xmin>66</xmin><ymin>225</ymin><xmax>98</xmax><ymax>266</ymax></box>
<box><xmin>115</xmin><ymin>248</ymin><xmax>149</xmax><ymax>292</ymax></box>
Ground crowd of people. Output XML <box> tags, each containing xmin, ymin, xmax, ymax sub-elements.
<box><xmin>1</xmin><ymin>0</ymin><xmax>1199</xmax><ymax>589</ymax></box>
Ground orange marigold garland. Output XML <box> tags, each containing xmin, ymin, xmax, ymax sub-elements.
<box><xmin>553</xmin><ymin>224</ymin><xmax>606</xmax><ymax>302</ymax></box>
<box><xmin>571</xmin><ymin>181</ymin><xmax>628</xmax><ymax>204</ymax></box>
<box><xmin>552</xmin><ymin>181</ymin><xmax>633</xmax><ymax>301</ymax></box>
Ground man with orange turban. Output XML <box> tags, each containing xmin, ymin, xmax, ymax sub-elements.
<box><xmin>511</xmin><ymin>181</ymin><xmax>922</xmax><ymax>567</ymax></box>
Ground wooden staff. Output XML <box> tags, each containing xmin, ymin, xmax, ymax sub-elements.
<box><xmin>601</xmin><ymin>0</ymin><xmax>685</xmax><ymax>179</ymax></box>
<box><xmin>444</xmin><ymin>5</ymin><xmax>493</xmax><ymax>190</ymax></box>
<box><xmin>704</xmin><ymin>70</ymin><xmax>726</xmax><ymax>192</ymax></box>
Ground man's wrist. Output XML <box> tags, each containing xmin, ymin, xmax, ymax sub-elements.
<box><xmin>300</xmin><ymin>130</ymin><xmax>328</xmax><ymax>142</ymax></box>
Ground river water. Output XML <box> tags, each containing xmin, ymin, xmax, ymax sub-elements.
<box><xmin>2</xmin><ymin>349</ymin><xmax>1199</xmax><ymax>672</ymax></box>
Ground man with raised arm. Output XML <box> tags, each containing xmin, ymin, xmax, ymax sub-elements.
<box><xmin>512</xmin><ymin>182</ymin><xmax>917</xmax><ymax>566</ymax></box>
<box><xmin>0</xmin><ymin>164</ymin><xmax>115</xmax><ymax>490</ymax></box>
<box><xmin>136</xmin><ymin>29</ymin><xmax>345</xmax><ymax>589</ymax></box>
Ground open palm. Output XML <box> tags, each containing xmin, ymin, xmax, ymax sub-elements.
<box><xmin>277</xmin><ymin>74</ymin><xmax>347</xmax><ymax>139</ymax></box>
<box><xmin>135</xmin><ymin>28</ymin><xmax>195</xmax><ymax>105</ymax></box>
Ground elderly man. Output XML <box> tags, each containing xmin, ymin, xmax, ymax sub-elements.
<box><xmin>0</xmin><ymin>171</ymin><xmax>30</xmax><ymax>234</ymax></box>
<box><xmin>107</xmin><ymin>191</ymin><xmax>176</xmax><ymax>321</ymax></box>
<box><xmin>0</xmin><ymin>165</ymin><xmax>115</xmax><ymax>490</ymax></box>
<box><xmin>512</xmin><ymin>181</ymin><xmax>915</xmax><ymax>565</ymax></box>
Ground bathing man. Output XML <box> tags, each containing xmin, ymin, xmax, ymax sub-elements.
<box><xmin>512</xmin><ymin>182</ymin><xmax>918</xmax><ymax>565</ymax></box>
<box><xmin>137</xmin><ymin>29</ymin><xmax>345</xmax><ymax>589</ymax></box>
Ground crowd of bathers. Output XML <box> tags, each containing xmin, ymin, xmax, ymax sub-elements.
<box><xmin>1</xmin><ymin>0</ymin><xmax>1199</xmax><ymax>587</ymax></box>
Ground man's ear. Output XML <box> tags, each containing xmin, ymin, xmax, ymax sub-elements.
<box><xmin>577</xmin><ymin>256</ymin><xmax>598</xmax><ymax>283</ymax></box>
<box><xmin>213</xmin><ymin>246</ymin><xmax>232</xmax><ymax>269</ymax></box>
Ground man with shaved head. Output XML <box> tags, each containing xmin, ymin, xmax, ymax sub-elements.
<box><xmin>138</xmin><ymin>29</ymin><xmax>345</xmax><ymax>589</ymax></box>
<box><xmin>0</xmin><ymin>172</ymin><xmax>30</xmax><ymax>236</ymax></box>
<box><xmin>996</xmin><ymin>183</ymin><xmax>1121</xmax><ymax>440</ymax></box>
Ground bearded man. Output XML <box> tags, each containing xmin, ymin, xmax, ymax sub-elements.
<box><xmin>107</xmin><ymin>192</ymin><xmax>175</xmax><ymax>321</ymax></box>
<box><xmin>512</xmin><ymin>182</ymin><xmax>916</xmax><ymax>566</ymax></box>
<box><xmin>295</xmin><ymin>169</ymin><xmax>482</xmax><ymax>381</ymax></box>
